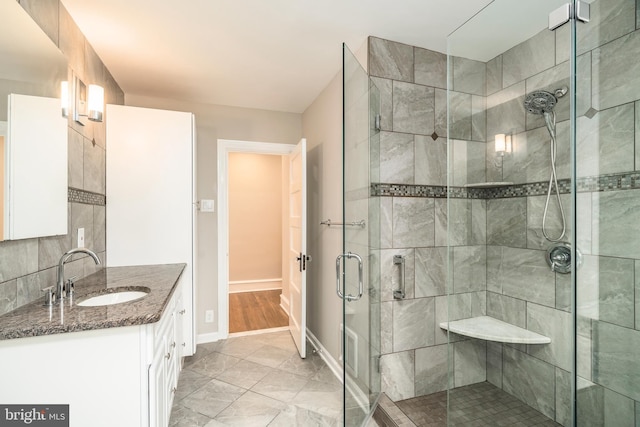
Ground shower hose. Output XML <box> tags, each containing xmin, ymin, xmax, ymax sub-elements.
<box><xmin>542</xmin><ymin>109</ymin><xmax>566</xmax><ymax>242</ymax></box>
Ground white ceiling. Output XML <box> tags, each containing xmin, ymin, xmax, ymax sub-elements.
<box><xmin>60</xmin><ymin>0</ymin><xmax>497</xmax><ymax>114</ymax></box>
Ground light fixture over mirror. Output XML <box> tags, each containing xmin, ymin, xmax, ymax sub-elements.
<box><xmin>73</xmin><ymin>74</ymin><xmax>104</xmax><ymax>125</ymax></box>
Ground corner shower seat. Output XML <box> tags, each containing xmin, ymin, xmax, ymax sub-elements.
<box><xmin>439</xmin><ymin>316</ymin><xmax>551</xmax><ymax>344</ymax></box>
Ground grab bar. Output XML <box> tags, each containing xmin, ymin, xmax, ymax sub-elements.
<box><xmin>336</xmin><ymin>252</ymin><xmax>364</xmax><ymax>302</ymax></box>
<box><xmin>321</xmin><ymin>219</ymin><xmax>366</xmax><ymax>228</ymax></box>
<box><xmin>393</xmin><ymin>255</ymin><xmax>405</xmax><ymax>299</ymax></box>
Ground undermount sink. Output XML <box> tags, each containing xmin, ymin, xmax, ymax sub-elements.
<box><xmin>76</xmin><ymin>288</ymin><xmax>150</xmax><ymax>307</ymax></box>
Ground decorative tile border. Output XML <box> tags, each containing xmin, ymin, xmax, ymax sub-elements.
<box><xmin>372</xmin><ymin>171</ymin><xmax>640</xmax><ymax>199</ymax></box>
<box><xmin>68</xmin><ymin>187</ymin><xmax>106</xmax><ymax>206</ymax></box>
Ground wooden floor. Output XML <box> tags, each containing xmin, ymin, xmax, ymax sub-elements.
<box><xmin>229</xmin><ymin>289</ymin><xmax>289</xmax><ymax>333</ymax></box>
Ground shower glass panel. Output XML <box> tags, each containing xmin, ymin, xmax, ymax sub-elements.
<box><xmin>574</xmin><ymin>0</ymin><xmax>640</xmax><ymax>424</ymax></box>
<box><xmin>341</xmin><ymin>43</ymin><xmax>381</xmax><ymax>426</ymax></box>
<box><xmin>447</xmin><ymin>1</ymin><xmax>573</xmax><ymax>425</ymax></box>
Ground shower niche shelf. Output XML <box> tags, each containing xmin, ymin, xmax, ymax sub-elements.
<box><xmin>439</xmin><ymin>316</ymin><xmax>550</xmax><ymax>344</ymax></box>
<box><xmin>463</xmin><ymin>182</ymin><xmax>514</xmax><ymax>188</ymax></box>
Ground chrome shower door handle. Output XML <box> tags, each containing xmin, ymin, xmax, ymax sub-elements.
<box><xmin>393</xmin><ymin>255</ymin><xmax>406</xmax><ymax>299</ymax></box>
<box><xmin>335</xmin><ymin>252</ymin><xmax>364</xmax><ymax>302</ymax></box>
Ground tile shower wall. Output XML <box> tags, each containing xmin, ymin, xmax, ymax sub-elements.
<box><xmin>0</xmin><ymin>0</ymin><xmax>124</xmax><ymax>315</ymax></box>
<box><xmin>372</xmin><ymin>0</ymin><xmax>640</xmax><ymax>424</ymax></box>
<box><xmin>369</xmin><ymin>36</ymin><xmax>488</xmax><ymax>402</ymax></box>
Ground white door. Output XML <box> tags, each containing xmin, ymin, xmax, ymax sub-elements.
<box><xmin>288</xmin><ymin>138</ymin><xmax>307</xmax><ymax>358</ymax></box>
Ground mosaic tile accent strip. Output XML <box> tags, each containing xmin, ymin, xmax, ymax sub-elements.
<box><xmin>68</xmin><ymin>187</ymin><xmax>106</xmax><ymax>206</ymax></box>
<box><xmin>372</xmin><ymin>171</ymin><xmax>640</xmax><ymax>200</ymax></box>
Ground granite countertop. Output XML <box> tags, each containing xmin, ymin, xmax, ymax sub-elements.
<box><xmin>0</xmin><ymin>263</ymin><xmax>186</xmax><ymax>340</ymax></box>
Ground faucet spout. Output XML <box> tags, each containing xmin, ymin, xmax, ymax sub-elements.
<box><xmin>56</xmin><ymin>247</ymin><xmax>101</xmax><ymax>300</ymax></box>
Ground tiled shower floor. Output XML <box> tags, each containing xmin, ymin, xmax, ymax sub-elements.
<box><xmin>396</xmin><ymin>382</ymin><xmax>562</xmax><ymax>426</ymax></box>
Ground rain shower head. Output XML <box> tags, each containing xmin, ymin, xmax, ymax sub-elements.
<box><xmin>524</xmin><ymin>86</ymin><xmax>568</xmax><ymax>115</ymax></box>
<box><xmin>524</xmin><ymin>90</ymin><xmax>557</xmax><ymax>114</ymax></box>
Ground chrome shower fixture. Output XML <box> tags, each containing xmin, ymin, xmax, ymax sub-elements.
<box><xmin>523</xmin><ymin>86</ymin><xmax>567</xmax><ymax>115</ymax></box>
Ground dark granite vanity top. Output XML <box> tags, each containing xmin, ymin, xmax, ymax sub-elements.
<box><xmin>0</xmin><ymin>263</ymin><xmax>185</xmax><ymax>340</ymax></box>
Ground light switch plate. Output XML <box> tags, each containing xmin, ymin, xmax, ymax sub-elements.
<box><xmin>77</xmin><ymin>228</ymin><xmax>85</xmax><ymax>247</ymax></box>
<box><xmin>200</xmin><ymin>199</ymin><xmax>215</xmax><ymax>213</ymax></box>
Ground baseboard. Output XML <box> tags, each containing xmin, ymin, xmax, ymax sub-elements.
<box><xmin>229</xmin><ymin>279</ymin><xmax>282</xmax><ymax>293</ymax></box>
<box><xmin>306</xmin><ymin>328</ymin><xmax>343</xmax><ymax>384</ymax></box>
<box><xmin>280</xmin><ymin>293</ymin><xmax>290</xmax><ymax>315</ymax></box>
<box><xmin>196</xmin><ymin>331</ymin><xmax>225</xmax><ymax>344</ymax></box>
<box><xmin>229</xmin><ymin>326</ymin><xmax>289</xmax><ymax>338</ymax></box>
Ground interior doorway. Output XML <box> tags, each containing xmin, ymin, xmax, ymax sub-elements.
<box><xmin>227</xmin><ymin>152</ymin><xmax>288</xmax><ymax>334</ymax></box>
<box><xmin>217</xmin><ymin>139</ymin><xmax>307</xmax><ymax>357</ymax></box>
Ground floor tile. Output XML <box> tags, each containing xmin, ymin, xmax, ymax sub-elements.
<box><xmin>246</xmin><ymin>344</ymin><xmax>296</xmax><ymax>368</ymax></box>
<box><xmin>189</xmin><ymin>352</ymin><xmax>241</xmax><ymax>378</ymax></box>
<box><xmin>293</xmin><ymin>379</ymin><xmax>343</xmax><ymax>419</ymax></box>
<box><xmin>180</xmin><ymin>379</ymin><xmax>246</xmax><ymax>419</ymax></box>
<box><xmin>214</xmin><ymin>359</ymin><xmax>273</xmax><ymax>389</ymax></box>
<box><xmin>213</xmin><ymin>390</ymin><xmax>286</xmax><ymax>426</ymax></box>
<box><xmin>251</xmin><ymin>370</ymin><xmax>309</xmax><ymax>402</ymax></box>
<box><xmin>174</xmin><ymin>368</ymin><xmax>212</xmax><ymax>401</ymax></box>
<box><xmin>216</xmin><ymin>335</ymin><xmax>269</xmax><ymax>359</ymax></box>
<box><xmin>268</xmin><ymin>404</ymin><xmax>341</xmax><ymax>426</ymax></box>
<box><xmin>168</xmin><ymin>404</ymin><xmax>213</xmax><ymax>427</ymax></box>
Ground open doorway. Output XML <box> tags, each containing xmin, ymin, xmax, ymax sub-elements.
<box><xmin>227</xmin><ymin>152</ymin><xmax>289</xmax><ymax>333</ymax></box>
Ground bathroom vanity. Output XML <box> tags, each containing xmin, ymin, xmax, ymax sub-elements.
<box><xmin>0</xmin><ymin>264</ymin><xmax>186</xmax><ymax>427</ymax></box>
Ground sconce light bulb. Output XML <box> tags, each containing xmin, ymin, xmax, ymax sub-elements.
<box><xmin>60</xmin><ymin>81</ymin><xmax>69</xmax><ymax>118</ymax></box>
<box><xmin>87</xmin><ymin>84</ymin><xmax>104</xmax><ymax>122</ymax></box>
<box><xmin>495</xmin><ymin>133</ymin><xmax>506</xmax><ymax>155</ymax></box>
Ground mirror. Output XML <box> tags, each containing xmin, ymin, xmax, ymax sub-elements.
<box><xmin>0</xmin><ymin>1</ymin><xmax>68</xmax><ymax>241</ymax></box>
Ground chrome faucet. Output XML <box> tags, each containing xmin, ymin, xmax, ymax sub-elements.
<box><xmin>56</xmin><ymin>247</ymin><xmax>101</xmax><ymax>300</ymax></box>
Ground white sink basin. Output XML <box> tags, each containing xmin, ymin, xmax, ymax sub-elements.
<box><xmin>77</xmin><ymin>290</ymin><xmax>149</xmax><ymax>307</ymax></box>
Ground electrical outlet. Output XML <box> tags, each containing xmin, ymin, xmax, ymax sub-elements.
<box><xmin>205</xmin><ymin>310</ymin><xmax>214</xmax><ymax>323</ymax></box>
<box><xmin>77</xmin><ymin>228</ymin><xmax>85</xmax><ymax>247</ymax></box>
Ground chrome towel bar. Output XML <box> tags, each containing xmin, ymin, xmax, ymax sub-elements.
<box><xmin>320</xmin><ymin>219</ymin><xmax>366</xmax><ymax>228</ymax></box>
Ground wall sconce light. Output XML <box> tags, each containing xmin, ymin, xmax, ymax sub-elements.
<box><xmin>495</xmin><ymin>133</ymin><xmax>512</xmax><ymax>156</ymax></box>
<box><xmin>60</xmin><ymin>81</ymin><xmax>69</xmax><ymax>118</ymax></box>
<box><xmin>72</xmin><ymin>75</ymin><xmax>104</xmax><ymax>125</ymax></box>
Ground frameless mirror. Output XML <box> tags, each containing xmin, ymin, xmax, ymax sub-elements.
<box><xmin>0</xmin><ymin>1</ymin><xmax>68</xmax><ymax>241</ymax></box>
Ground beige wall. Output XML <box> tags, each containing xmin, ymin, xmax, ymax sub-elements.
<box><xmin>125</xmin><ymin>93</ymin><xmax>301</xmax><ymax>337</ymax></box>
<box><xmin>228</xmin><ymin>152</ymin><xmax>282</xmax><ymax>282</ymax></box>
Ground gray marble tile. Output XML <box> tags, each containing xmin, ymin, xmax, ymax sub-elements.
<box><xmin>453</xmin><ymin>246</ymin><xmax>486</xmax><ymax>294</ymax></box>
<box><xmin>0</xmin><ymin>279</ymin><xmax>17</xmax><ymax>316</ymax></box>
<box><xmin>277</xmin><ymin>351</ymin><xmax>326</xmax><ymax>379</ymax></box>
<box><xmin>526</xmin><ymin>194</ymin><xmax>572</xmax><ymax>250</ymax></box>
<box><xmin>454</xmin><ymin>339</ymin><xmax>486</xmax><ymax>387</ymax></box>
<box><xmin>593</xmin><ymin>320</ymin><xmax>640</xmax><ymax>401</ymax></box>
<box><xmin>435</xmin><ymin>293</ymin><xmax>473</xmax><ymax>345</ymax></box>
<box><xmin>592</xmin><ymin>190</ymin><xmax>640</xmax><ymax>259</ymax></box>
<box><xmin>486</xmin><ymin>342</ymin><xmax>502</xmax><ymax>389</ymax></box>
<box><xmin>604</xmin><ymin>388</ymin><xmax>635</xmax><ymax>426</ymax></box>
<box><xmin>486</xmin><ymin>81</ymin><xmax>526</xmax><ymax>141</ymax></box>
<box><xmin>486</xmin><ymin>55</ymin><xmax>502</xmax><ymax>96</ymax></box>
<box><xmin>17</xmin><ymin>267</ymin><xmax>56</xmax><ymax>307</ymax></box>
<box><xmin>527</xmin><ymin>303</ymin><xmax>573</xmax><ymax>371</ymax></box>
<box><xmin>525</xmin><ymin>61</ymin><xmax>573</xmax><ymax>130</ymax></box>
<box><xmin>471</xmin><ymin>95</ymin><xmax>486</xmax><ymax>142</ymax></box>
<box><xmin>392</xmin><ymin>81</ymin><xmax>434</xmax><ymax>135</ymax></box>
<box><xmin>369</xmin><ymin>37</ymin><xmax>414</xmax><ymax>82</ymax></box>
<box><xmin>246</xmin><ymin>344</ymin><xmax>296</xmax><ymax>369</ymax></box>
<box><xmin>592</xmin><ymin>30</ymin><xmax>640</xmax><ymax>111</ymax></box>
<box><xmin>381</xmin><ymin>301</ymin><xmax>393</xmax><ymax>355</ymax></box>
<box><xmin>576</xmin><ymin>378</ymin><xmax>605</xmax><ymax>426</ymax></box>
<box><xmin>502</xmin><ymin>346</ymin><xmax>556</xmax><ymax>419</ymax></box>
<box><xmin>0</xmin><ymin>239</ymin><xmax>39</xmax><ymax>282</ymax></box>
<box><xmin>380</xmin><ymin>131</ymin><xmax>414</xmax><ymax>184</ymax></box>
<box><xmin>576</xmin><ymin>0</ymin><xmax>636</xmax><ymax>56</ymax></box>
<box><xmin>636</xmin><ymin>260</ymin><xmax>640</xmax><ymax>330</ymax></box>
<box><xmin>83</xmin><ymin>136</ymin><xmax>105</xmax><ymax>194</ymax></box>
<box><xmin>293</xmin><ymin>379</ymin><xmax>342</xmax><ymax>419</ymax></box>
<box><xmin>393</xmin><ymin>297</ymin><xmax>435</xmax><ymax>352</ymax></box>
<box><xmin>380</xmin><ymin>350</ymin><xmax>415</xmax><ymax>401</ymax></box>
<box><xmin>435</xmin><ymin>198</ymin><xmax>472</xmax><ymax>247</ymax></box>
<box><xmin>20</xmin><ymin>0</ymin><xmax>59</xmax><ymax>46</ymax></box>
<box><xmin>487</xmin><ymin>246</ymin><xmax>556</xmax><ymax>308</ymax></box>
<box><xmin>556</xmin><ymin>272</ymin><xmax>571</xmax><ymax>313</ymax></box>
<box><xmin>555</xmin><ymin>368</ymin><xmax>572</xmax><ymax>427</ymax></box>
<box><xmin>218</xmin><ymin>335</ymin><xmax>270</xmax><ymax>358</ymax></box>
<box><xmin>268</xmin><ymin>404</ymin><xmax>338</xmax><ymax>427</ymax></box>
<box><xmin>577</xmin><ymin>103</ymin><xmax>635</xmax><ymax>177</ymax></box>
<box><xmin>215</xmin><ymin>390</ymin><xmax>286</xmax><ymax>426</ymax></box>
<box><xmin>371</xmin><ymin>77</ymin><xmax>392</xmax><ymax>132</ymax></box>
<box><xmin>38</xmin><ymin>234</ymin><xmax>71</xmax><ymax>270</ymax></box>
<box><xmin>588</xmin><ymin>256</ymin><xmax>634</xmax><ymax>329</ymax></box>
<box><xmin>503</xmin><ymin>29</ymin><xmax>555</xmax><ymax>89</ymax></box>
<box><xmin>169</xmin><ymin>404</ymin><xmax>213</xmax><ymax>427</ymax></box>
<box><xmin>415</xmin><ymin>135</ymin><xmax>446</xmax><ymax>186</ymax></box>
<box><xmin>452</xmin><ymin>56</ymin><xmax>486</xmax><ymax>96</ymax></box>
<box><xmin>174</xmin><ymin>368</ymin><xmax>214</xmax><ymax>402</ymax></box>
<box><xmin>556</xmin><ymin>24</ymin><xmax>571</xmax><ymax>65</ymax></box>
<box><xmin>415</xmin><ymin>47</ymin><xmax>446</xmax><ymax>89</ymax></box>
<box><xmin>250</xmin><ymin>370</ymin><xmax>308</xmax><ymax>402</ymax></box>
<box><xmin>181</xmin><ymin>378</ymin><xmax>245</xmax><ymax>419</ymax></box>
<box><xmin>471</xmin><ymin>199</ymin><xmax>486</xmax><ymax>245</ymax></box>
<box><xmin>380</xmin><ymin>197</ymin><xmax>393</xmax><ymax>249</ymax></box>
<box><xmin>451</xmin><ymin>139</ymin><xmax>486</xmax><ymax>186</ymax></box>
<box><xmin>68</xmin><ymin>128</ymin><xmax>83</xmax><ymax>189</ymax></box>
<box><xmin>93</xmin><ymin>206</ymin><xmax>106</xmax><ymax>253</ymax></box>
<box><xmin>415</xmin><ymin>344</ymin><xmax>449</xmax><ymax>396</ymax></box>
<box><xmin>380</xmin><ymin>248</ymin><xmax>415</xmax><ymax>301</ymax></box>
<box><xmin>486</xmin><ymin>292</ymin><xmax>526</xmax><ymax>328</ymax></box>
<box><xmin>309</xmin><ymin>364</ymin><xmax>340</xmax><ymax>387</ymax></box>
<box><xmin>486</xmin><ymin>198</ymin><xmax>527</xmax><ymax>247</ymax></box>
<box><xmin>71</xmin><ymin>202</ymin><xmax>94</xmax><ymax>250</ymax></box>
<box><xmin>577</xmin><ymin>192</ymin><xmax>592</xmax><ymax>256</ymax></box>
<box><xmin>415</xmin><ymin>247</ymin><xmax>447</xmax><ymax>298</ymax></box>
<box><xmin>216</xmin><ymin>359</ymin><xmax>273</xmax><ymax>389</ymax></box>
<box><xmin>189</xmin><ymin>352</ymin><xmax>242</xmax><ymax>379</ymax></box>
<box><xmin>392</xmin><ymin>197</ymin><xmax>434</xmax><ymax>248</ymax></box>
<box><xmin>437</xmin><ymin>89</ymin><xmax>472</xmax><ymax>140</ymax></box>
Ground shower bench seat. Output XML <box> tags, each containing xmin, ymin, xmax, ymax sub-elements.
<box><xmin>439</xmin><ymin>316</ymin><xmax>551</xmax><ymax>344</ymax></box>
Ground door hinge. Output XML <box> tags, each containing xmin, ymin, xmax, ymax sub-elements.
<box><xmin>549</xmin><ymin>1</ymin><xmax>590</xmax><ymax>31</ymax></box>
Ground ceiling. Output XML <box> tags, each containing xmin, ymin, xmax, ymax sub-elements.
<box><xmin>60</xmin><ymin>0</ymin><xmax>497</xmax><ymax>114</ymax></box>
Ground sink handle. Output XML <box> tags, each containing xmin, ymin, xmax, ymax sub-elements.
<box><xmin>41</xmin><ymin>286</ymin><xmax>56</xmax><ymax>306</ymax></box>
<box><xmin>64</xmin><ymin>276</ymin><xmax>78</xmax><ymax>297</ymax></box>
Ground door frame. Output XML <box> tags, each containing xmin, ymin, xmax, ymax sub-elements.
<box><xmin>216</xmin><ymin>139</ymin><xmax>296</xmax><ymax>339</ymax></box>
